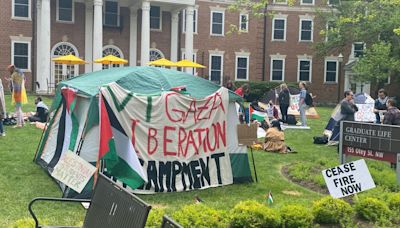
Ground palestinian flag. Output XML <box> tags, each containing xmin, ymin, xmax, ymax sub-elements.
<box><xmin>251</xmin><ymin>110</ymin><xmax>268</xmax><ymax>122</ymax></box>
<box><xmin>99</xmin><ymin>93</ymin><xmax>146</xmax><ymax>189</ymax></box>
<box><xmin>267</xmin><ymin>191</ymin><xmax>274</xmax><ymax>205</ymax></box>
<box><xmin>48</xmin><ymin>87</ymin><xmax>79</xmax><ymax>168</ymax></box>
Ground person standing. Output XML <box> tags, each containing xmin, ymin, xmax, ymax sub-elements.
<box><xmin>278</xmin><ymin>83</ymin><xmax>290</xmax><ymax>123</ymax></box>
<box><xmin>340</xmin><ymin>90</ymin><xmax>359</xmax><ymax>121</ymax></box>
<box><xmin>0</xmin><ymin>78</ymin><xmax>6</xmax><ymax>136</ymax></box>
<box><xmin>225</xmin><ymin>80</ymin><xmax>236</xmax><ymax>92</ymax></box>
<box><xmin>298</xmin><ymin>81</ymin><xmax>308</xmax><ymax>126</ymax></box>
<box><xmin>374</xmin><ymin>89</ymin><xmax>388</xmax><ymax>123</ymax></box>
<box><xmin>5</xmin><ymin>65</ymin><xmax>27</xmax><ymax>128</ymax></box>
<box><xmin>383</xmin><ymin>98</ymin><xmax>400</xmax><ymax>125</ymax></box>
<box><xmin>235</xmin><ymin>83</ymin><xmax>250</xmax><ymax>98</ymax></box>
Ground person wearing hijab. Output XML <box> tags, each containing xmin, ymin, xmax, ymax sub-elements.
<box><xmin>263</xmin><ymin>120</ymin><xmax>288</xmax><ymax>153</ymax></box>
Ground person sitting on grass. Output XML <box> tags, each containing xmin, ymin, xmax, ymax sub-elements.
<box><xmin>28</xmin><ymin>97</ymin><xmax>49</xmax><ymax>123</ymax></box>
<box><xmin>263</xmin><ymin>120</ymin><xmax>293</xmax><ymax>153</ymax></box>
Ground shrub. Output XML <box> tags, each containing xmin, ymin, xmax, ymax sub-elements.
<box><xmin>172</xmin><ymin>204</ymin><xmax>228</xmax><ymax>228</ymax></box>
<box><xmin>9</xmin><ymin>218</ymin><xmax>35</xmax><ymax>228</ymax></box>
<box><xmin>229</xmin><ymin>200</ymin><xmax>281</xmax><ymax>228</ymax></box>
<box><xmin>280</xmin><ymin>205</ymin><xmax>314</xmax><ymax>228</ymax></box>
<box><xmin>355</xmin><ymin>197</ymin><xmax>391</xmax><ymax>222</ymax></box>
<box><xmin>145</xmin><ymin>208</ymin><xmax>165</xmax><ymax>228</ymax></box>
<box><xmin>234</xmin><ymin>81</ymin><xmax>282</xmax><ymax>102</ymax></box>
<box><xmin>369</xmin><ymin>168</ymin><xmax>400</xmax><ymax>192</ymax></box>
<box><xmin>312</xmin><ymin>196</ymin><xmax>354</xmax><ymax>225</ymax></box>
<box><xmin>387</xmin><ymin>193</ymin><xmax>400</xmax><ymax>212</ymax></box>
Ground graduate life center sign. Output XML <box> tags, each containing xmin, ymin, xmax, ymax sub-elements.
<box><xmin>339</xmin><ymin>121</ymin><xmax>400</xmax><ymax>184</ymax></box>
<box><xmin>322</xmin><ymin>159</ymin><xmax>376</xmax><ymax>198</ymax></box>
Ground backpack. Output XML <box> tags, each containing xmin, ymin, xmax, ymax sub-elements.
<box><xmin>287</xmin><ymin>115</ymin><xmax>297</xmax><ymax>125</ymax></box>
<box><xmin>305</xmin><ymin>92</ymin><xmax>313</xmax><ymax>106</ymax></box>
<box><xmin>313</xmin><ymin>135</ymin><xmax>328</xmax><ymax>144</ymax></box>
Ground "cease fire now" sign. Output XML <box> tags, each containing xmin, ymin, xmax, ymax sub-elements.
<box><xmin>322</xmin><ymin>159</ymin><xmax>375</xmax><ymax>198</ymax></box>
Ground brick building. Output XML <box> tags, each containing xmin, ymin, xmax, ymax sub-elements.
<box><xmin>0</xmin><ymin>0</ymin><xmax>397</xmax><ymax>103</ymax></box>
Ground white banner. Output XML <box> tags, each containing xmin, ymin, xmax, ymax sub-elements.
<box><xmin>355</xmin><ymin>103</ymin><xmax>375</xmax><ymax>122</ymax></box>
<box><xmin>322</xmin><ymin>159</ymin><xmax>375</xmax><ymax>198</ymax></box>
<box><xmin>101</xmin><ymin>83</ymin><xmax>233</xmax><ymax>193</ymax></box>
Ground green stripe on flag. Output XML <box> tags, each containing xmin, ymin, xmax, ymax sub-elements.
<box><xmin>146</xmin><ymin>96</ymin><xmax>152</xmax><ymax>122</ymax></box>
<box><xmin>106</xmin><ymin>86</ymin><xmax>133</xmax><ymax>112</ymax></box>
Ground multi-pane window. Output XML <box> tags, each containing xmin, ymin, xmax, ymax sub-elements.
<box><xmin>325</xmin><ymin>60</ymin><xmax>338</xmax><ymax>82</ymax></box>
<box><xmin>298</xmin><ymin>60</ymin><xmax>311</xmax><ymax>82</ymax></box>
<box><xmin>211</xmin><ymin>11</ymin><xmax>224</xmax><ymax>35</ymax></box>
<box><xmin>301</xmin><ymin>0</ymin><xmax>314</xmax><ymax>4</ymax></box>
<box><xmin>182</xmin><ymin>9</ymin><xmax>198</xmax><ymax>33</ymax></box>
<box><xmin>328</xmin><ymin>0</ymin><xmax>340</xmax><ymax>5</ymax></box>
<box><xmin>13</xmin><ymin>0</ymin><xmax>30</xmax><ymax>18</ymax></box>
<box><xmin>13</xmin><ymin>42</ymin><xmax>29</xmax><ymax>70</ymax></box>
<box><xmin>326</xmin><ymin>21</ymin><xmax>336</xmax><ymax>41</ymax></box>
<box><xmin>239</xmin><ymin>14</ymin><xmax>248</xmax><ymax>32</ymax></box>
<box><xmin>272</xmin><ymin>18</ymin><xmax>286</xmax><ymax>40</ymax></box>
<box><xmin>271</xmin><ymin>59</ymin><xmax>284</xmax><ymax>81</ymax></box>
<box><xmin>273</xmin><ymin>0</ymin><xmax>288</xmax><ymax>4</ymax></box>
<box><xmin>58</xmin><ymin>0</ymin><xmax>73</xmax><ymax>22</ymax></box>
<box><xmin>102</xmin><ymin>46</ymin><xmax>123</xmax><ymax>69</ymax></box>
<box><xmin>300</xmin><ymin>19</ymin><xmax>313</xmax><ymax>41</ymax></box>
<box><xmin>236</xmin><ymin>56</ymin><xmax>249</xmax><ymax>80</ymax></box>
<box><xmin>150</xmin><ymin>6</ymin><xmax>161</xmax><ymax>30</ymax></box>
<box><xmin>210</xmin><ymin>55</ymin><xmax>223</xmax><ymax>85</ymax></box>
<box><xmin>353</xmin><ymin>42</ymin><xmax>365</xmax><ymax>58</ymax></box>
<box><xmin>104</xmin><ymin>1</ymin><xmax>119</xmax><ymax>27</ymax></box>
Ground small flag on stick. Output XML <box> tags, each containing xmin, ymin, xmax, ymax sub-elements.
<box><xmin>267</xmin><ymin>191</ymin><xmax>274</xmax><ymax>205</ymax></box>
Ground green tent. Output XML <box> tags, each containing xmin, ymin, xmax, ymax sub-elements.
<box><xmin>35</xmin><ymin>66</ymin><xmax>253</xmax><ymax>197</ymax></box>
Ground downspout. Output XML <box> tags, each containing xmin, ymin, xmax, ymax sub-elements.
<box><xmin>261</xmin><ymin>4</ymin><xmax>267</xmax><ymax>81</ymax></box>
<box><xmin>32</xmin><ymin>0</ymin><xmax>37</xmax><ymax>92</ymax></box>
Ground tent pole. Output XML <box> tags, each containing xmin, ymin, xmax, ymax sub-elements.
<box><xmin>32</xmin><ymin>121</ymin><xmax>49</xmax><ymax>162</ymax></box>
<box><xmin>250</xmin><ymin>147</ymin><xmax>258</xmax><ymax>182</ymax></box>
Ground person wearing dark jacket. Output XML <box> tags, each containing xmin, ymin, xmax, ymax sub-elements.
<box><xmin>278</xmin><ymin>83</ymin><xmax>290</xmax><ymax>123</ymax></box>
<box><xmin>374</xmin><ymin>89</ymin><xmax>388</xmax><ymax>123</ymax></box>
<box><xmin>340</xmin><ymin>90</ymin><xmax>358</xmax><ymax>121</ymax></box>
<box><xmin>383</xmin><ymin>99</ymin><xmax>400</xmax><ymax>125</ymax></box>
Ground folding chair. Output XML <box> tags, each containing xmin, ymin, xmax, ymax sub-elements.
<box><xmin>29</xmin><ymin>173</ymin><xmax>152</xmax><ymax>228</ymax></box>
<box><xmin>160</xmin><ymin>215</ymin><xmax>183</xmax><ymax>228</ymax></box>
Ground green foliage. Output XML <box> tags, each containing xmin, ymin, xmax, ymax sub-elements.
<box><xmin>8</xmin><ymin>218</ymin><xmax>36</xmax><ymax>228</ymax></box>
<box><xmin>387</xmin><ymin>193</ymin><xmax>400</xmax><ymax>212</ymax></box>
<box><xmin>145</xmin><ymin>208</ymin><xmax>165</xmax><ymax>228</ymax></box>
<box><xmin>229</xmin><ymin>200</ymin><xmax>281</xmax><ymax>228</ymax></box>
<box><xmin>172</xmin><ymin>204</ymin><xmax>228</xmax><ymax>228</ymax></box>
<box><xmin>280</xmin><ymin>205</ymin><xmax>314</xmax><ymax>228</ymax></box>
<box><xmin>234</xmin><ymin>81</ymin><xmax>287</xmax><ymax>101</ymax></box>
<box><xmin>312</xmin><ymin>196</ymin><xmax>354</xmax><ymax>225</ymax></box>
<box><xmin>355</xmin><ymin>197</ymin><xmax>391</xmax><ymax>223</ymax></box>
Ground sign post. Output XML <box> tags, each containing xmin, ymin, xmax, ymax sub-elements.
<box><xmin>339</xmin><ymin>121</ymin><xmax>400</xmax><ymax>184</ymax></box>
<box><xmin>237</xmin><ymin>124</ymin><xmax>258</xmax><ymax>182</ymax></box>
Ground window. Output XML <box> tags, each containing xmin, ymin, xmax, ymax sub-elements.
<box><xmin>328</xmin><ymin>0</ymin><xmax>340</xmax><ymax>6</ymax></box>
<box><xmin>149</xmin><ymin>48</ymin><xmax>164</xmax><ymax>61</ymax></box>
<box><xmin>270</xmin><ymin>59</ymin><xmax>285</xmax><ymax>81</ymax></box>
<box><xmin>273</xmin><ymin>0</ymin><xmax>288</xmax><ymax>4</ymax></box>
<box><xmin>104</xmin><ymin>1</ymin><xmax>119</xmax><ymax>27</ymax></box>
<box><xmin>301</xmin><ymin>0</ymin><xmax>314</xmax><ymax>4</ymax></box>
<box><xmin>236</xmin><ymin>56</ymin><xmax>249</xmax><ymax>81</ymax></box>
<box><xmin>326</xmin><ymin>21</ymin><xmax>336</xmax><ymax>41</ymax></box>
<box><xmin>57</xmin><ymin>0</ymin><xmax>74</xmax><ymax>22</ymax></box>
<box><xmin>13</xmin><ymin>0</ymin><xmax>30</xmax><ymax>19</ymax></box>
<box><xmin>150</xmin><ymin>6</ymin><xmax>162</xmax><ymax>30</ymax></box>
<box><xmin>12</xmin><ymin>41</ymin><xmax>30</xmax><ymax>70</ymax></box>
<box><xmin>52</xmin><ymin>42</ymin><xmax>78</xmax><ymax>84</ymax></box>
<box><xmin>239</xmin><ymin>14</ymin><xmax>248</xmax><ymax>32</ymax></box>
<box><xmin>209</xmin><ymin>55</ymin><xmax>223</xmax><ymax>85</ymax></box>
<box><xmin>272</xmin><ymin>18</ymin><xmax>286</xmax><ymax>41</ymax></box>
<box><xmin>325</xmin><ymin>60</ymin><xmax>338</xmax><ymax>83</ymax></box>
<box><xmin>298</xmin><ymin>59</ymin><xmax>312</xmax><ymax>82</ymax></box>
<box><xmin>181</xmin><ymin>52</ymin><xmax>198</xmax><ymax>75</ymax></box>
<box><xmin>353</xmin><ymin>42</ymin><xmax>364</xmax><ymax>58</ymax></box>
<box><xmin>300</xmin><ymin>19</ymin><xmax>313</xmax><ymax>41</ymax></box>
<box><xmin>210</xmin><ymin>11</ymin><xmax>224</xmax><ymax>36</ymax></box>
<box><xmin>102</xmin><ymin>45</ymin><xmax>124</xmax><ymax>69</ymax></box>
<box><xmin>182</xmin><ymin>8</ymin><xmax>198</xmax><ymax>34</ymax></box>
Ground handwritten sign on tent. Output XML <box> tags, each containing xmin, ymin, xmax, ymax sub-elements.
<box><xmin>51</xmin><ymin>150</ymin><xmax>97</xmax><ymax>193</ymax></box>
<box><xmin>322</xmin><ymin>159</ymin><xmax>375</xmax><ymax>198</ymax></box>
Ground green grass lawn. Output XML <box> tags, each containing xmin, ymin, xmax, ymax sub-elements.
<box><xmin>0</xmin><ymin>95</ymin><xmax>392</xmax><ymax>227</ymax></box>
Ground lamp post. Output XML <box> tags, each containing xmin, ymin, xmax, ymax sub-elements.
<box><xmin>337</xmin><ymin>53</ymin><xmax>344</xmax><ymax>102</ymax></box>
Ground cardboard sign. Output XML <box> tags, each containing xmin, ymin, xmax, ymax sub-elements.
<box><xmin>237</xmin><ymin>124</ymin><xmax>258</xmax><ymax>146</ymax></box>
<box><xmin>51</xmin><ymin>150</ymin><xmax>97</xmax><ymax>193</ymax></box>
<box><xmin>322</xmin><ymin>159</ymin><xmax>375</xmax><ymax>198</ymax></box>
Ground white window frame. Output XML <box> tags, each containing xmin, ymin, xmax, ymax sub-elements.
<box><xmin>270</xmin><ymin>55</ymin><xmax>285</xmax><ymax>82</ymax></box>
<box><xmin>273</xmin><ymin>0</ymin><xmax>288</xmax><ymax>4</ymax></box>
<box><xmin>352</xmin><ymin>42</ymin><xmax>365</xmax><ymax>58</ymax></box>
<box><xmin>182</xmin><ymin>7</ymin><xmax>198</xmax><ymax>34</ymax></box>
<box><xmin>235</xmin><ymin>55</ymin><xmax>250</xmax><ymax>81</ymax></box>
<box><xmin>297</xmin><ymin>58</ymin><xmax>312</xmax><ymax>82</ymax></box>
<box><xmin>210</xmin><ymin>10</ymin><xmax>225</xmax><ymax>36</ymax></box>
<box><xmin>10</xmin><ymin>37</ymin><xmax>32</xmax><ymax>72</ymax></box>
<box><xmin>299</xmin><ymin>18</ymin><xmax>313</xmax><ymax>42</ymax></box>
<box><xmin>301</xmin><ymin>0</ymin><xmax>315</xmax><ymax>5</ymax></box>
<box><xmin>56</xmin><ymin>0</ymin><xmax>75</xmax><ymax>23</ymax></box>
<box><xmin>239</xmin><ymin>13</ymin><xmax>249</xmax><ymax>33</ymax></box>
<box><xmin>272</xmin><ymin>17</ymin><xmax>287</xmax><ymax>41</ymax></box>
<box><xmin>103</xmin><ymin>0</ymin><xmax>120</xmax><ymax>27</ymax></box>
<box><xmin>150</xmin><ymin>5</ymin><xmax>162</xmax><ymax>31</ymax></box>
<box><xmin>325</xmin><ymin>21</ymin><xmax>335</xmax><ymax>42</ymax></box>
<box><xmin>209</xmin><ymin>53</ymin><xmax>224</xmax><ymax>85</ymax></box>
<box><xmin>324</xmin><ymin>58</ymin><xmax>339</xmax><ymax>83</ymax></box>
<box><xmin>12</xmin><ymin>0</ymin><xmax>31</xmax><ymax>20</ymax></box>
<box><xmin>181</xmin><ymin>50</ymin><xmax>198</xmax><ymax>75</ymax></box>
